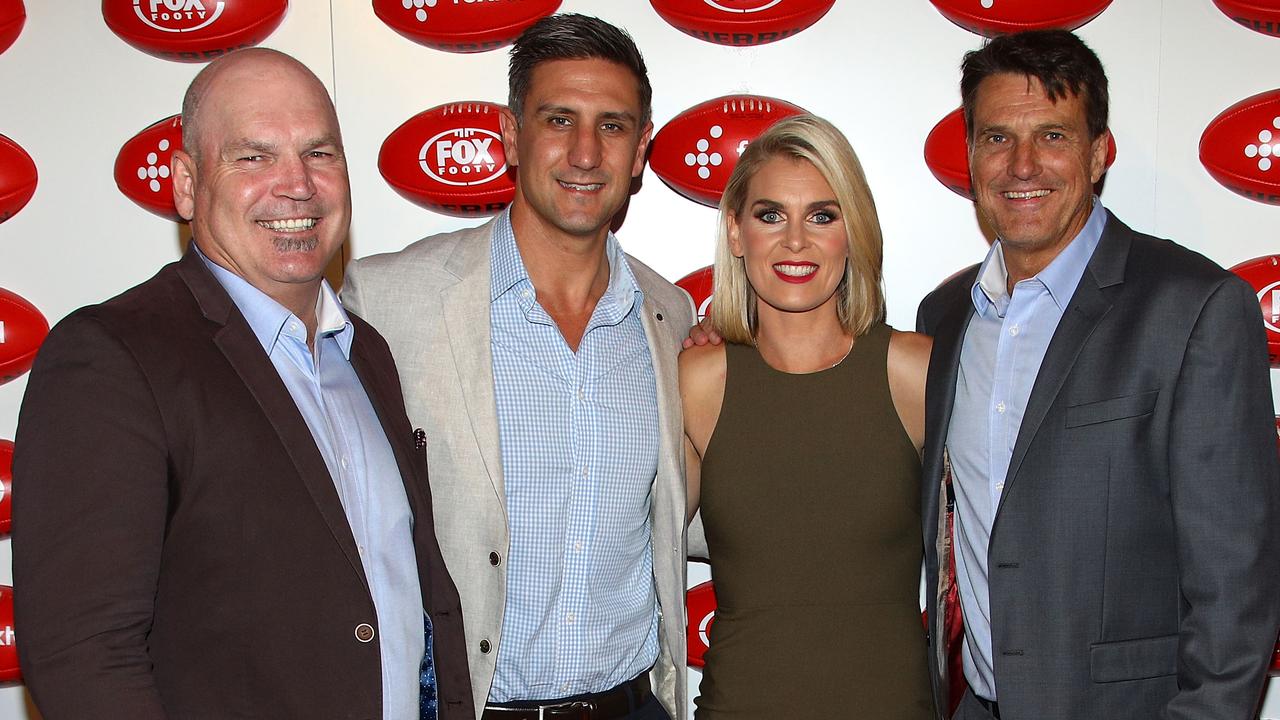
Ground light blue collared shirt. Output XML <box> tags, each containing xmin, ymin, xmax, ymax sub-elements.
<box><xmin>198</xmin><ymin>246</ymin><xmax>425</xmax><ymax>720</ymax></box>
<box><xmin>946</xmin><ymin>201</ymin><xmax>1107</xmax><ymax>700</ymax></box>
<box><xmin>487</xmin><ymin>211</ymin><xmax>660</xmax><ymax>702</ymax></box>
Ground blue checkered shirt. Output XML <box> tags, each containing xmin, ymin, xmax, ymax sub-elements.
<box><xmin>487</xmin><ymin>211</ymin><xmax>660</xmax><ymax>702</ymax></box>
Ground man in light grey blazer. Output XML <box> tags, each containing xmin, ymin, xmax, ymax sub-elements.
<box><xmin>343</xmin><ymin>14</ymin><xmax>693</xmax><ymax>720</ymax></box>
<box><xmin>917</xmin><ymin>30</ymin><xmax>1280</xmax><ymax>719</ymax></box>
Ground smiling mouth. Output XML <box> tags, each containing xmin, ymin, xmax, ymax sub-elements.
<box><xmin>774</xmin><ymin>263</ymin><xmax>816</xmax><ymax>277</ymax></box>
<box><xmin>559</xmin><ymin>180</ymin><xmax>603</xmax><ymax>192</ymax></box>
<box><xmin>773</xmin><ymin>262</ymin><xmax>818</xmax><ymax>283</ymax></box>
<box><xmin>257</xmin><ymin>217</ymin><xmax>317</xmax><ymax>232</ymax></box>
<box><xmin>1002</xmin><ymin>190</ymin><xmax>1051</xmax><ymax>199</ymax></box>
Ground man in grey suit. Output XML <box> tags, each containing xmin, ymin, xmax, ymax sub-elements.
<box><xmin>342</xmin><ymin>14</ymin><xmax>693</xmax><ymax>720</ymax></box>
<box><xmin>917</xmin><ymin>30</ymin><xmax>1280</xmax><ymax>719</ymax></box>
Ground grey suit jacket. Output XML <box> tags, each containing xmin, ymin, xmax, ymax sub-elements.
<box><xmin>342</xmin><ymin>219</ymin><xmax>695</xmax><ymax>719</ymax></box>
<box><xmin>917</xmin><ymin>212</ymin><xmax>1280</xmax><ymax>719</ymax></box>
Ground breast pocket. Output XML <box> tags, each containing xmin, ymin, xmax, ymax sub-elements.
<box><xmin>1064</xmin><ymin>390</ymin><xmax>1159</xmax><ymax>429</ymax></box>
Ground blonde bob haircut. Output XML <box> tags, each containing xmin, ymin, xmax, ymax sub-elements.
<box><xmin>710</xmin><ymin>114</ymin><xmax>886</xmax><ymax>345</ymax></box>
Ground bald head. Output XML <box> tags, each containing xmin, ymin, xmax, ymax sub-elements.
<box><xmin>181</xmin><ymin>48</ymin><xmax>336</xmax><ymax>164</ymax></box>
<box><xmin>169</xmin><ymin>46</ymin><xmax>351</xmax><ymax>323</ymax></box>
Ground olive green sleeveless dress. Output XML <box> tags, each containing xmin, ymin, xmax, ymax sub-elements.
<box><xmin>694</xmin><ymin>323</ymin><xmax>932</xmax><ymax>719</ymax></box>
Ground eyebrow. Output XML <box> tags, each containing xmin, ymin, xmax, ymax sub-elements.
<box><xmin>224</xmin><ymin>138</ymin><xmax>277</xmax><ymax>156</ymax></box>
<box><xmin>536</xmin><ymin>104</ymin><xmax>638</xmax><ymax>125</ymax></box>
<box><xmin>978</xmin><ymin>121</ymin><xmax>1074</xmax><ymax>135</ymax></box>
<box><xmin>223</xmin><ymin>135</ymin><xmax>342</xmax><ymax>155</ymax></box>
<box><xmin>751</xmin><ymin>198</ymin><xmax>839</xmax><ymax>212</ymax></box>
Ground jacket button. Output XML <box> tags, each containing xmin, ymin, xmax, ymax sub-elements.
<box><xmin>489</xmin><ymin>551</ymin><xmax>501</xmax><ymax>566</ymax></box>
<box><xmin>479</xmin><ymin>639</ymin><xmax>491</xmax><ymax>654</ymax></box>
<box><xmin>355</xmin><ymin>623</ymin><xmax>376</xmax><ymax>643</ymax></box>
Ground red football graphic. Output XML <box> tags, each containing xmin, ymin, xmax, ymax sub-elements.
<box><xmin>0</xmin><ymin>286</ymin><xmax>48</xmax><ymax>385</ymax></box>
<box><xmin>676</xmin><ymin>265</ymin><xmax>714</xmax><ymax>321</ymax></box>
<box><xmin>373</xmin><ymin>0</ymin><xmax>560</xmax><ymax>53</ymax></box>
<box><xmin>651</xmin><ymin>95</ymin><xmax>806</xmax><ymax>208</ymax></box>
<box><xmin>0</xmin><ymin>586</ymin><xmax>16</xmax><ymax>684</ymax></box>
<box><xmin>1214</xmin><ymin>0</ymin><xmax>1280</xmax><ymax>37</ymax></box>
<box><xmin>1230</xmin><ymin>255</ymin><xmax>1280</xmax><ymax>366</ymax></box>
<box><xmin>650</xmin><ymin>0</ymin><xmax>836</xmax><ymax>46</ymax></box>
<box><xmin>0</xmin><ymin>134</ymin><xmax>36</xmax><ymax>224</ymax></box>
<box><xmin>1269</xmin><ymin>617</ymin><xmax>1280</xmax><ymax>671</ymax></box>
<box><xmin>115</xmin><ymin>114</ymin><xmax>185</xmax><ymax>222</ymax></box>
<box><xmin>0</xmin><ymin>0</ymin><xmax>25</xmax><ymax>56</ymax></box>
<box><xmin>923</xmin><ymin>107</ymin><xmax>1117</xmax><ymax>199</ymax></box>
<box><xmin>1201</xmin><ymin>89</ymin><xmax>1280</xmax><ymax>205</ymax></box>
<box><xmin>686</xmin><ymin>580</ymin><xmax>717</xmax><ymax>668</ymax></box>
<box><xmin>929</xmin><ymin>0</ymin><xmax>1112</xmax><ymax>37</ymax></box>
<box><xmin>380</xmin><ymin>101</ymin><xmax>514</xmax><ymax>218</ymax></box>
<box><xmin>102</xmin><ymin>0</ymin><xmax>288</xmax><ymax>62</ymax></box>
<box><xmin>0</xmin><ymin>440</ymin><xmax>12</xmax><ymax>536</ymax></box>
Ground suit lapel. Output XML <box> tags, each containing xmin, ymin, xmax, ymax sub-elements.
<box><xmin>927</xmin><ymin>293</ymin><xmax>975</xmax><ymax>472</ymax></box>
<box><xmin>923</xmin><ymin>282</ymin><xmax>974</xmax><ymax>575</ymax></box>
<box><xmin>177</xmin><ymin>249</ymin><xmax>370</xmax><ymax>592</ymax></box>
<box><xmin>349</xmin><ymin>328</ymin><xmax>433</xmax><ymax>595</ymax></box>
<box><xmin>440</xmin><ymin>226</ymin><xmax>505</xmax><ymax>504</ymax></box>
<box><xmin>638</xmin><ymin>286</ymin><xmax>678</xmax><ymax>499</ymax></box>
<box><xmin>997</xmin><ymin>213</ymin><xmax>1130</xmax><ymax>511</ymax></box>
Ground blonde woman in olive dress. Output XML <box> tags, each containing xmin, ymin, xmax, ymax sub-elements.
<box><xmin>680</xmin><ymin>115</ymin><xmax>934</xmax><ymax>719</ymax></box>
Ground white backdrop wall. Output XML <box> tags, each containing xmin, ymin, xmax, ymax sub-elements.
<box><xmin>1</xmin><ymin>2</ymin><xmax>1278</xmax><ymax>718</ymax></box>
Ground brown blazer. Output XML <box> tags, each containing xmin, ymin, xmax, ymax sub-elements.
<box><xmin>12</xmin><ymin>248</ymin><xmax>474</xmax><ymax>720</ymax></box>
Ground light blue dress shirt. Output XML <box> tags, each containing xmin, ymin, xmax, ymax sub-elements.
<box><xmin>946</xmin><ymin>201</ymin><xmax>1107</xmax><ymax>701</ymax></box>
<box><xmin>487</xmin><ymin>211</ymin><xmax>660</xmax><ymax>702</ymax></box>
<box><xmin>198</xmin><ymin>247</ymin><xmax>425</xmax><ymax>720</ymax></box>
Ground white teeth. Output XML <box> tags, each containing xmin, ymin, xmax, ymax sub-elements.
<box><xmin>560</xmin><ymin>181</ymin><xmax>603</xmax><ymax>191</ymax></box>
<box><xmin>1003</xmin><ymin>190</ymin><xmax>1051</xmax><ymax>199</ymax></box>
<box><xmin>258</xmin><ymin>218</ymin><xmax>317</xmax><ymax>232</ymax></box>
<box><xmin>774</xmin><ymin>264</ymin><xmax>817</xmax><ymax>277</ymax></box>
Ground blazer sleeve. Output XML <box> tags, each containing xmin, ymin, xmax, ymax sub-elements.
<box><xmin>340</xmin><ymin>257</ymin><xmax>369</xmax><ymax>317</ymax></box>
<box><xmin>12</xmin><ymin>313</ymin><xmax>171</xmax><ymax>719</ymax></box>
<box><xmin>1165</xmin><ymin>276</ymin><xmax>1280</xmax><ymax>718</ymax></box>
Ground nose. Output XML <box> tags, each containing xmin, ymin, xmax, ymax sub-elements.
<box><xmin>781</xmin><ymin>219</ymin><xmax>808</xmax><ymax>252</ymax></box>
<box><xmin>274</xmin><ymin>154</ymin><xmax>317</xmax><ymax>201</ymax></box>
<box><xmin>1008</xmin><ymin>139</ymin><xmax>1041</xmax><ymax>180</ymax></box>
<box><xmin>567</xmin><ymin>124</ymin><xmax>603</xmax><ymax>171</ymax></box>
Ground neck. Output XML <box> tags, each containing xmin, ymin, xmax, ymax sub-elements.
<box><xmin>753</xmin><ymin>300</ymin><xmax>854</xmax><ymax>374</ymax></box>
<box><xmin>272</xmin><ymin>284</ymin><xmax>321</xmax><ymax>350</ymax></box>
<box><xmin>1000</xmin><ymin>209</ymin><xmax>1094</xmax><ymax>290</ymax></box>
<box><xmin>509</xmin><ymin>204</ymin><xmax>612</xmax><ymax>313</ymax></box>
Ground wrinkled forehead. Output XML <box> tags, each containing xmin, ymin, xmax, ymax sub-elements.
<box><xmin>194</xmin><ymin>56</ymin><xmax>341</xmax><ymax>149</ymax></box>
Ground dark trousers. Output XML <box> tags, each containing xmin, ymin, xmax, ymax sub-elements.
<box><xmin>954</xmin><ymin>689</ymin><xmax>999</xmax><ymax>720</ymax></box>
<box><xmin>630</xmin><ymin>694</ymin><xmax>671</xmax><ymax>720</ymax></box>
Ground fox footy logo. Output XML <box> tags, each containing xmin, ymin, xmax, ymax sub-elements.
<box><xmin>419</xmin><ymin>128</ymin><xmax>505</xmax><ymax>187</ymax></box>
<box><xmin>133</xmin><ymin>0</ymin><xmax>226</xmax><ymax>32</ymax></box>
<box><xmin>703</xmin><ymin>0</ymin><xmax>784</xmax><ymax>11</ymax></box>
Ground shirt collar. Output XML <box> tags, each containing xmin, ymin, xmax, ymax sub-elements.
<box><xmin>970</xmin><ymin>199</ymin><xmax>1108</xmax><ymax>317</ymax></box>
<box><xmin>195</xmin><ymin>242</ymin><xmax>354</xmax><ymax>358</ymax></box>
<box><xmin>489</xmin><ymin>208</ymin><xmax>643</xmax><ymax>317</ymax></box>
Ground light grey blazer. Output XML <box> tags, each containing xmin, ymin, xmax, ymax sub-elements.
<box><xmin>342</xmin><ymin>219</ymin><xmax>695</xmax><ymax>719</ymax></box>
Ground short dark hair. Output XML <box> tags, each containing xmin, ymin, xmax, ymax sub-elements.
<box><xmin>508</xmin><ymin>13</ymin><xmax>651</xmax><ymax>127</ymax></box>
<box><xmin>960</xmin><ymin>29</ymin><xmax>1109</xmax><ymax>140</ymax></box>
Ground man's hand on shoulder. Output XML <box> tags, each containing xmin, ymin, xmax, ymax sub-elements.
<box><xmin>682</xmin><ymin>317</ymin><xmax>723</xmax><ymax>349</ymax></box>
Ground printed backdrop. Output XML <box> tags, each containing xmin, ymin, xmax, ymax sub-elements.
<box><xmin>1</xmin><ymin>2</ymin><xmax>1278</xmax><ymax>718</ymax></box>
